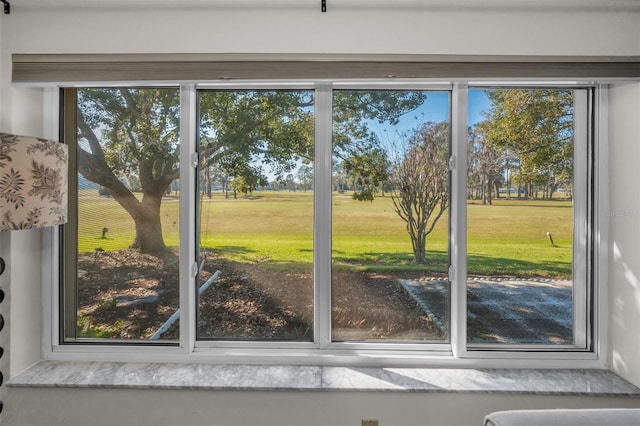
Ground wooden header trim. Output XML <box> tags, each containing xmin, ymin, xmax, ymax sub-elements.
<box><xmin>13</xmin><ymin>54</ymin><xmax>640</xmax><ymax>83</ymax></box>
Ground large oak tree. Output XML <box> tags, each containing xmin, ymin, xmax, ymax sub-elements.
<box><xmin>77</xmin><ymin>88</ymin><xmax>180</xmax><ymax>254</ymax></box>
<box><xmin>77</xmin><ymin>88</ymin><xmax>424</xmax><ymax>255</ymax></box>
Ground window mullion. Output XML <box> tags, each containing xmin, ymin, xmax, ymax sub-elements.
<box><xmin>593</xmin><ymin>84</ymin><xmax>608</xmax><ymax>358</ymax></box>
<box><xmin>451</xmin><ymin>83</ymin><xmax>468</xmax><ymax>358</ymax></box>
<box><xmin>179</xmin><ymin>84</ymin><xmax>198</xmax><ymax>353</ymax></box>
<box><xmin>43</xmin><ymin>87</ymin><xmax>61</xmax><ymax>350</ymax></box>
<box><xmin>314</xmin><ymin>84</ymin><xmax>333</xmax><ymax>348</ymax></box>
<box><xmin>572</xmin><ymin>89</ymin><xmax>589</xmax><ymax>349</ymax></box>
<box><xmin>61</xmin><ymin>87</ymin><xmax>79</xmax><ymax>343</ymax></box>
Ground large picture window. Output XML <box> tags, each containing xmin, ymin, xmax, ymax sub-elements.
<box><xmin>60</xmin><ymin>82</ymin><xmax>596</xmax><ymax>358</ymax></box>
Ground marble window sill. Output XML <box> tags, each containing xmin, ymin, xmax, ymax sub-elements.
<box><xmin>9</xmin><ymin>361</ymin><xmax>640</xmax><ymax>396</ymax></box>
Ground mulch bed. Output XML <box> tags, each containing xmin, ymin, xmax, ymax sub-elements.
<box><xmin>77</xmin><ymin>249</ymin><xmax>444</xmax><ymax>341</ymax></box>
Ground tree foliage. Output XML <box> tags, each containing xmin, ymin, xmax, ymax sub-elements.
<box><xmin>467</xmin><ymin>124</ymin><xmax>503</xmax><ymax>205</ymax></box>
<box><xmin>333</xmin><ymin>91</ymin><xmax>426</xmax><ymax>199</ymax></box>
<box><xmin>199</xmin><ymin>90</ymin><xmax>316</xmax><ymax>179</ymax></box>
<box><xmin>479</xmin><ymin>89</ymin><xmax>573</xmax><ymax>200</ymax></box>
<box><xmin>342</xmin><ymin>147</ymin><xmax>390</xmax><ymax>201</ymax></box>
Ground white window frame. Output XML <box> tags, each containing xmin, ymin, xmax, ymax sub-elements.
<box><xmin>41</xmin><ymin>80</ymin><xmax>608</xmax><ymax>368</ymax></box>
<box><xmin>461</xmin><ymin>84</ymin><xmax>594</xmax><ymax>354</ymax></box>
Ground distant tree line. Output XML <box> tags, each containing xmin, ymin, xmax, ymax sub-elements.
<box><xmin>468</xmin><ymin>89</ymin><xmax>574</xmax><ymax>205</ymax></box>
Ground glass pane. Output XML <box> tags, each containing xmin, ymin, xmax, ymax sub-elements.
<box><xmin>197</xmin><ymin>90</ymin><xmax>314</xmax><ymax>341</ymax></box>
<box><xmin>331</xmin><ymin>90</ymin><xmax>450</xmax><ymax>342</ymax></box>
<box><xmin>75</xmin><ymin>88</ymin><xmax>180</xmax><ymax>340</ymax></box>
<box><xmin>467</xmin><ymin>88</ymin><xmax>574</xmax><ymax>345</ymax></box>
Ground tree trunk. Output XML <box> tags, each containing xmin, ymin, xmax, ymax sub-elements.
<box><xmin>205</xmin><ymin>166</ymin><xmax>212</xmax><ymax>199</ymax></box>
<box><xmin>411</xmin><ymin>230</ymin><xmax>427</xmax><ymax>264</ymax></box>
<box><xmin>130</xmin><ymin>194</ymin><xmax>167</xmax><ymax>254</ymax></box>
<box><xmin>412</xmin><ymin>244</ymin><xmax>427</xmax><ymax>264</ymax></box>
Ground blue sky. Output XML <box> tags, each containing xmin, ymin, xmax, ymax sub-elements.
<box><xmin>468</xmin><ymin>89</ymin><xmax>492</xmax><ymax>125</ymax></box>
<box><xmin>406</xmin><ymin>89</ymin><xmax>491</xmax><ymax>126</ymax></box>
<box><xmin>262</xmin><ymin>89</ymin><xmax>495</xmax><ymax>179</ymax></box>
<box><xmin>369</xmin><ymin>89</ymin><xmax>492</xmax><ymax>143</ymax></box>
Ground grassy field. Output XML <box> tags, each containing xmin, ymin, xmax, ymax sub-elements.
<box><xmin>79</xmin><ymin>190</ymin><xmax>573</xmax><ymax>278</ymax></box>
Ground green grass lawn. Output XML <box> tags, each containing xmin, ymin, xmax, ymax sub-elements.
<box><xmin>467</xmin><ymin>199</ymin><xmax>572</xmax><ymax>277</ymax></box>
<box><xmin>78</xmin><ymin>190</ymin><xmax>573</xmax><ymax>278</ymax></box>
<box><xmin>78</xmin><ymin>191</ymin><xmax>181</xmax><ymax>252</ymax></box>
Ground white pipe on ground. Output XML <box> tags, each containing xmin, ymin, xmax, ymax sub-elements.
<box><xmin>150</xmin><ymin>269</ymin><xmax>221</xmax><ymax>340</ymax></box>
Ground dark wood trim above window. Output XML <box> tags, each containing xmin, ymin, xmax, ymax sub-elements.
<box><xmin>12</xmin><ymin>53</ymin><xmax>640</xmax><ymax>83</ymax></box>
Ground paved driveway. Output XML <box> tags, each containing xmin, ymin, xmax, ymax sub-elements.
<box><xmin>400</xmin><ymin>278</ymin><xmax>573</xmax><ymax>344</ymax></box>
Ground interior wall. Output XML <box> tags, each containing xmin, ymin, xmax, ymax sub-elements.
<box><xmin>0</xmin><ymin>78</ymin><xmax>47</xmax><ymax>377</ymax></box>
<box><xmin>5</xmin><ymin>387</ymin><xmax>640</xmax><ymax>426</ymax></box>
<box><xmin>608</xmin><ymin>82</ymin><xmax>640</xmax><ymax>387</ymax></box>
<box><xmin>2</xmin><ymin>2</ymin><xmax>640</xmax><ymax>56</ymax></box>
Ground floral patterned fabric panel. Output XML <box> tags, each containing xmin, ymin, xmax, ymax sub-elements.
<box><xmin>0</xmin><ymin>133</ymin><xmax>68</xmax><ymax>230</ymax></box>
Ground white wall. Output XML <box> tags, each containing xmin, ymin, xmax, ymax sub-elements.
<box><xmin>1</xmin><ymin>2</ymin><xmax>639</xmax><ymax>425</ymax></box>
<box><xmin>608</xmin><ymin>82</ymin><xmax>640</xmax><ymax>387</ymax></box>
<box><xmin>2</xmin><ymin>1</ymin><xmax>640</xmax><ymax>56</ymax></box>
<box><xmin>5</xmin><ymin>387</ymin><xmax>640</xmax><ymax>426</ymax></box>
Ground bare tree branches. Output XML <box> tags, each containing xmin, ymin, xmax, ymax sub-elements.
<box><xmin>390</xmin><ymin>122</ymin><xmax>450</xmax><ymax>264</ymax></box>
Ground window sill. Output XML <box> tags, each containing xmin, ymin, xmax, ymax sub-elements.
<box><xmin>9</xmin><ymin>361</ymin><xmax>640</xmax><ymax>396</ymax></box>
